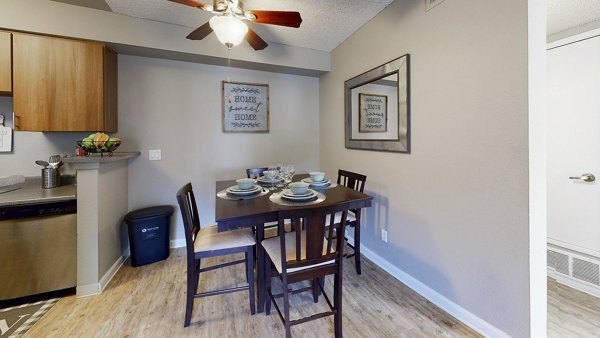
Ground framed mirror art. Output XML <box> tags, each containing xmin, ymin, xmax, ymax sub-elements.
<box><xmin>344</xmin><ymin>54</ymin><xmax>410</xmax><ymax>153</ymax></box>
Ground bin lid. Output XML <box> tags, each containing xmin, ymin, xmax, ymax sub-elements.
<box><xmin>125</xmin><ymin>205</ymin><xmax>174</xmax><ymax>221</ymax></box>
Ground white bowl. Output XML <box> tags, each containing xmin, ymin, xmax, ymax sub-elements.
<box><xmin>263</xmin><ymin>170</ymin><xmax>278</xmax><ymax>179</ymax></box>
<box><xmin>309</xmin><ymin>171</ymin><xmax>325</xmax><ymax>182</ymax></box>
<box><xmin>236</xmin><ymin>178</ymin><xmax>254</xmax><ymax>190</ymax></box>
<box><xmin>288</xmin><ymin>182</ymin><xmax>310</xmax><ymax>195</ymax></box>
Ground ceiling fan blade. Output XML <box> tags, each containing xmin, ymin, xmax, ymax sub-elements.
<box><xmin>168</xmin><ymin>0</ymin><xmax>211</xmax><ymax>10</ymax></box>
<box><xmin>245</xmin><ymin>28</ymin><xmax>268</xmax><ymax>50</ymax></box>
<box><xmin>248</xmin><ymin>10</ymin><xmax>302</xmax><ymax>28</ymax></box>
<box><xmin>186</xmin><ymin>22</ymin><xmax>213</xmax><ymax>40</ymax></box>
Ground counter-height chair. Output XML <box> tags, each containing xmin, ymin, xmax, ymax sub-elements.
<box><xmin>176</xmin><ymin>183</ymin><xmax>256</xmax><ymax>327</ymax></box>
<box><xmin>329</xmin><ymin>170</ymin><xmax>367</xmax><ymax>274</ymax></box>
<box><xmin>263</xmin><ymin>201</ymin><xmax>353</xmax><ymax>338</ymax></box>
<box><xmin>246</xmin><ymin>167</ymin><xmax>269</xmax><ymax>179</ymax></box>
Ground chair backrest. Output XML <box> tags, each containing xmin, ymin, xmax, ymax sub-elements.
<box><xmin>337</xmin><ymin>169</ymin><xmax>367</xmax><ymax>193</ymax></box>
<box><xmin>276</xmin><ymin>201</ymin><xmax>353</xmax><ymax>272</ymax></box>
<box><xmin>176</xmin><ymin>183</ymin><xmax>201</xmax><ymax>261</ymax></box>
<box><xmin>246</xmin><ymin>167</ymin><xmax>269</xmax><ymax>179</ymax></box>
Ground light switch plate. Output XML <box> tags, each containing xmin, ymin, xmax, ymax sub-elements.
<box><xmin>149</xmin><ymin>149</ymin><xmax>161</xmax><ymax>161</ymax></box>
<box><xmin>381</xmin><ymin>229</ymin><xmax>388</xmax><ymax>243</ymax></box>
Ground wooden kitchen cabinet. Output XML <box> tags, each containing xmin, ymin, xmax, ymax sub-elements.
<box><xmin>0</xmin><ymin>32</ymin><xmax>11</xmax><ymax>95</ymax></box>
<box><xmin>12</xmin><ymin>33</ymin><xmax>117</xmax><ymax>132</ymax></box>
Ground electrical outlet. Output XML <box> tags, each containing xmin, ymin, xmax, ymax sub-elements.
<box><xmin>381</xmin><ymin>229</ymin><xmax>388</xmax><ymax>243</ymax></box>
<box><xmin>149</xmin><ymin>149</ymin><xmax>161</xmax><ymax>161</ymax></box>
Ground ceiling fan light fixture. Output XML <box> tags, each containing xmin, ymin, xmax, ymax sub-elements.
<box><xmin>209</xmin><ymin>15</ymin><xmax>248</xmax><ymax>49</ymax></box>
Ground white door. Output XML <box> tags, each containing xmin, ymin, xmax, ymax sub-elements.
<box><xmin>547</xmin><ymin>34</ymin><xmax>600</xmax><ymax>256</ymax></box>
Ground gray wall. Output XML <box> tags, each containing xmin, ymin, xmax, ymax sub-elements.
<box><xmin>117</xmin><ymin>55</ymin><xmax>320</xmax><ymax>243</ymax></box>
<box><xmin>319</xmin><ymin>0</ymin><xmax>531</xmax><ymax>336</ymax></box>
<box><xmin>97</xmin><ymin>161</ymin><xmax>129</xmax><ymax>278</ymax></box>
<box><xmin>1</xmin><ymin>54</ymin><xmax>321</xmax><ymax>246</ymax></box>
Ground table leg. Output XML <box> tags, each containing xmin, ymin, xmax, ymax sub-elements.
<box><xmin>256</xmin><ymin>223</ymin><xmax>265</xmax><ymax>313</ymax></box>
<box><xmin>354</xmin><ymin>220</ymin><xmax>362</xmax><ymax>275</ymax></box>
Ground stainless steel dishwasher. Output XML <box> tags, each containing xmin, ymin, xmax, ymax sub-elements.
<box><xmin>0</xmin><ymin>200</ymin><xmax>77</xmax><ymax>301</ymax></box>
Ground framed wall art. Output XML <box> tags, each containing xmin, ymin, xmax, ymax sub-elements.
<box><xmin>222</xmin><ymin>81</ymin><xmax>269</xmax><ymax>133</ymax></box>
<box><xmin>345</xmin><ymin>54</ymin><xmax>410</xmax><ymax>153</ymax></box>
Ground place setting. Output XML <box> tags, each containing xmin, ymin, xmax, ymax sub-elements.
<box><xmin>255</xmin><ymin>164</ymin><xmax>296</xmax><ymax>190</ymax></box>
<box><xmin>255</xmin><ymin>169</ymin><xmax>284</xmax><ymax>189</ymax></box>
<box><xmin>270</xmin><ymin>181</ymin><xmax>326</xmax><ymax>207</ymax></box>
<box><xmin>217</xmin><ymin>178</ymin><xmax>269</xmax><ymax>200</ymax></box>
<box><xmin>300</xmin><ymin>171</ymin><xmax>337</xmax><ymax>190</ymax></box>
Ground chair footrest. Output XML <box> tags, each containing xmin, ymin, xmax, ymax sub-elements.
<box><xmin>195</xmin><ymin>285</ymin><xmax>249</xmax><ymax>298</ymax></box>
<box><xmin>198</xmin><ymin>259</ymin><xmax>245</xmax><ymax>273</ymax></box>
<box><xmin>272</xmin><ymin>285</ymin><xmax>314</xmax><ymax>299</ymax></box>
<box><xmin>290</xmin><ymin>310</ymin><xmax>336</xmax><ymax>327</ymax></box>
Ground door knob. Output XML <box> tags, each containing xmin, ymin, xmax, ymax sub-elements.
<box><xmin>569</xmin><ymin>173</ymin><xmax>596</xmax><ymax>182</ymax></box>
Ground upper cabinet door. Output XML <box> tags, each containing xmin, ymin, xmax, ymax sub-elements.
<box><xmin>12</xmin><ymin>33</ymin><xmax>114</xmax><ymax>131</ymax></box>
<box><xmin>0</xmin><ymin>32</ymin><xmax>12</xmax><ymax>95</ymax></box>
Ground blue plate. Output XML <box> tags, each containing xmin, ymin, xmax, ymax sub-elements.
<box><xmin>301</xmin><ymin>178</ymin><xmax>331</xmax><ymax>187</ymax></box>
<box><xmin>226</xmin><ymin>186</ymin><xmax>261</xmax><ymax>196</ymax></box>
<box><xmin>280</xmin><ymin>189</ymin><xmax>318</xmax><ymax>201</ymax></box>
<box><xmin>281</xmin><ymin>188</ymin><xmax>312</xmax><ymax>198</ymax></box>
<box><xmin>228</xmin><ymin>185</ymin><xmax>260</xmax><ymax>193</ymax></box>
<box><xmin>257</xmin><ymin>177</ymin><xmax>283</xmax><ymax>184</ymax></box>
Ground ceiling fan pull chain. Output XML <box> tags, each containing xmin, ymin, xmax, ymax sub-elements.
<box><xmin>227</xmin><ymin>48</ymin><xmax>231</xmax><ymax>83</ymax></box>
<box><xmin>227</xmin><ymin>48</ymin><xmax>233</xmax><ymax>103</ymax></box>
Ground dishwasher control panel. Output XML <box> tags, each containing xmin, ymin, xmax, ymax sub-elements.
<box><xmin>0</xmin><ymin>199</ymin><xmax>76</xmax><ymax>221</ymax></box>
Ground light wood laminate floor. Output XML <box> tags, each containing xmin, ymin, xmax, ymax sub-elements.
<box><xmin>547</xmin><ymin>277</ymin><xmax>600</xmax><ymax>337</ymax></box>
<box><xmin>25</xmin><ymin>248</ymin><xmax>479</xmax><ymax>337</ymax></box>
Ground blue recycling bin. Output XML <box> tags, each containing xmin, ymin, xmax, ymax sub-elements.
<box><xmin>125</xmin><ymin>205</ymin><xmax>174</xmax><ymax>267</ymax></box>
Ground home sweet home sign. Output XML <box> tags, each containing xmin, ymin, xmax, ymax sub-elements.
<box><xmin>359</xmin><ymin>93</ymin><xmax>388</xmax><ymax>132</ymax></box>
<box><xmin>222</xmin><ymin>81</ymin><xmax>269</xmax><ymax>133</ymax></box>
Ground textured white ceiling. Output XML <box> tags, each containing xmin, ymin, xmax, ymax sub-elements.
<box><xmin>51</xmin><ymin>0</ymin><xmax>600</xmax><ymax>49</ymax></box>
<box><xmin>100</xmin><ymin>0</ymin><xmax>394</xmax><ymax>52</ymax></box>
<box><xmin>548</xmin><ymin>0</ymin><xmax>600</xmax><ymax>35</ymax></box>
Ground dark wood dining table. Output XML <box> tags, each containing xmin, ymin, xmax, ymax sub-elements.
<box><xmin>215</xmin><ymin>174</ymin><xmax>373</xmax><ymax>313</ymax></box>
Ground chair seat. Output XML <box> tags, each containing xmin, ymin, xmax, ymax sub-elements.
<box><xmin>263</xmin><ymin>221</ymin><xmax>294</xmax><ymax>239</ymax></box>
<box><xmin>264</xmin><ymin>221</ymin><xmax>278</xmax><ymax>228</ymax></box>
<box><xmin>325</xmin><ymin>211</ymin><xmax>356</xmax><ymax>226</ymax></box>
<box><xmin>194</xmin><ymin>225</ymin><xmax>255</xmax><ymax>253</ymax></box>
<box><xmin>262</xmin><ymin>231</ymin><xmax>333</xmax><ymax>273</ymax></box>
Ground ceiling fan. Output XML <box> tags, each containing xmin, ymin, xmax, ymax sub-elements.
<box><xmin>168</xmin><ymin>0</ymin><xmax>303</xmax><ymax>50</ymax></box>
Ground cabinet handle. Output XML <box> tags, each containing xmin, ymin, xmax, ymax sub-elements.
<box><xmin>12</xmin><ymin>112</ymin><xmax>20</xmax><ymax>130</ymax></box>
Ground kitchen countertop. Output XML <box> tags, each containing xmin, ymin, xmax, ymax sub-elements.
<box><xmin>62</xmin><ymin>152</ymin><xmax>140</xmax><ymax>163</ymax></box>
<box><xmin>0</xmin><ymin>176</ymin><xmax>76</xmax><ymax>207</ymax></box>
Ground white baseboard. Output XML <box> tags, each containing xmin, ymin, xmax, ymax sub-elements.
<box><xmin>170</xmin><ymin>238</ymin><xmax>186</xmax><ymax>248</ymax></box>
<box><xmin>76</xmin><ymin>252</ymin><xmax>129</xmax><ymax>298</ymax></box>
<box><xmin>167</xmin><ymin>232</ymin><xmax>508</xmax><ymax>335</ymax></box>
<box><xmin>548</xmin><ymin>268</ymin><xmax>600</xmax><ymax>298</ymax></box>
<box><xmin>346</xmin><ymin>236</ymin><xmax>508</xmax><ymax>337</ymax></box>
<box><xmin>76</xmin><ymin>283</ymin><xmax>100</xmax><ymax>298</ymax></box>
<box><xmin>99</xmin><ymin>253</ymin><xmax>129</xmax><ymax>292</ymax></box>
